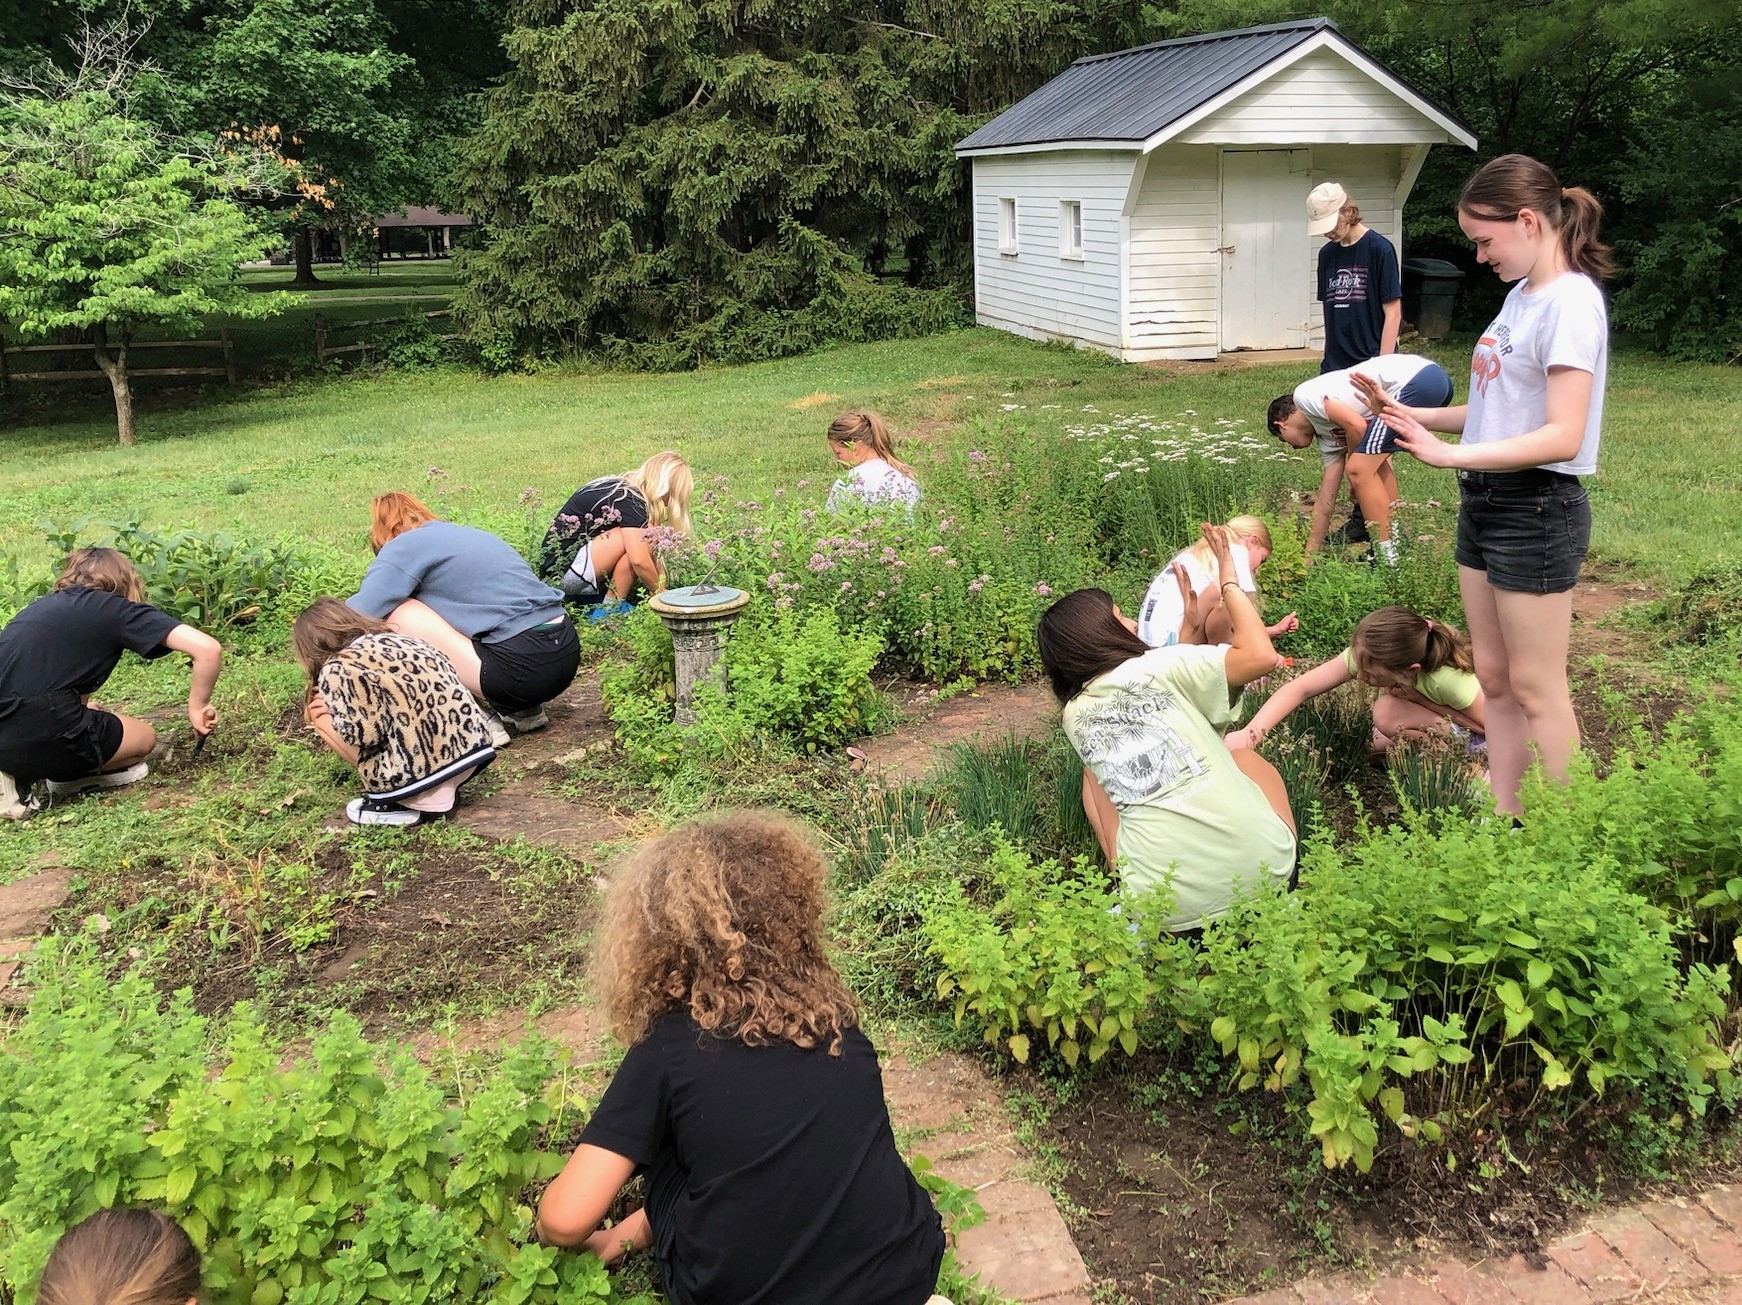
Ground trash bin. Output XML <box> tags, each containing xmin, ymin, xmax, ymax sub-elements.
<box><xmin>1402</xmin><ymin>257</ymin><xmax>1465</xmax><ymax>340</ymax></box>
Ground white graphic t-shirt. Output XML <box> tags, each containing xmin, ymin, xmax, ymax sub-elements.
<box><xmin>826</xmin><ymin>458</ymin><xmax>922</xmax><ymax>513</ymax></box>
<box><xmin>1294</xmin><ymin>353</ymin><xmax>1439</xmax><ymax>465</ymax></box>
<box><xmin>1464</xmin><ymin>272</ymin><xmax>1608</xmax><ymax>476</ymax></box>
<box><xmin>1136</xmin><ymin>548</ymin><xmax>1254</xmax><ymax>647</ymax></box>
<box><xmin>1062</xmin><ymin>645</ymin><xmax>1296</xmax><ymax>932</ymax></box>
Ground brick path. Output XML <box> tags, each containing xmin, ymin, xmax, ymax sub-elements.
<box><xmin>1229</xmin><ymin>1186</ymin><xmax>1742</xmax><ymax>1304</ymax></box>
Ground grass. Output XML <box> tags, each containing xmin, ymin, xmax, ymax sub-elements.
<box><xmin>4</xmin><ymin>328</ymin><xmax>1738</xmax><ymax>586</ymax></box>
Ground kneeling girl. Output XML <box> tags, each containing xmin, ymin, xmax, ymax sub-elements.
<box><xmin>1225</xmin><ymin>606</ymin><xmax>1485</xmax><ymax>756</ymax></box>
<box><xmin>1040</xmin><ymin>526</ymin><xmax>1298</xmax><ymax>935</ymax></box>
<box><xmin>1135</xmin><ymin>516</ymin><xmax>1298</xmax><ymax>648</ymax></box>
<box><xmin>294</xmin><ymin>598</ymin><xmax>495</xmax><ymax>826</ymax></box>
<box><xmin>536</xmin><ymin>811</ymin><xmax>946</xmax><ymax>1305</ymax></box>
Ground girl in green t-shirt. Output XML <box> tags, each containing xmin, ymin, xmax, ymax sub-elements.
<box><xmin>1225</xmin><ymin>606</ymin><xmax>1486</xmax><ymax>756</ymax></box>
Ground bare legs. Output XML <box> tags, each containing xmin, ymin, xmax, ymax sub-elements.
<box><xmin>1460</xmin><ymin>566</ymin><xmax>1577</xmax><ymax>816</ymax></box>
<box><xmin>1081</xmin><ymin>768</ymin><xmax>1120</xmax><ymax>868</ymax></box>
<box><xmin>1370</xmin><ymin>694</ymin><xmax>1458</xmax><ymax>752</ymax></box>
<box><xmin>103</xmin><ymin>714</ymin><xmax>158</xmax><ymax>770</ymax></box>
<box><xmin>1230</xmin><ymin>747</ymin><xmax>1296</xmax><ymax>836</ymax></box>
<box><xmin>1346</xmin><ymin>453</ymin><xmax>1399</xmax><ymax>549</ymax></box>
<box><xmin>1081</xmin><ymin>747</ymin><xmax>1296</xmax><ymax>877</ymax></box>
<box><xmin>583</xmin><ymin>530</ymin><xmax>641</xmax><ymax>602</ymax></box>
<box><xmin>384</xmin><ymin>600</ymin><xmax>486</xmax><ymax>698</ymax></box>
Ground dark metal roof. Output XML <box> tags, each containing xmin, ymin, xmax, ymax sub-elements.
<box><xmin>956</xmin><ymin>18</ymin><xmax>1342</xmax><ymax>154</ymax></box>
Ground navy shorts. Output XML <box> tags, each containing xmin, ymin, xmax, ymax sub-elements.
<box><xmin>1355</xmin><ymin>363</ymin><xmax>1455</xmax><ymax>457</ymax></box>
<box><xmin>0</xmin><ymin>691</ymin><xmax>124</xmax><ymax>783</ymax></box>
<box><xmin>1454</xmin><ymin>470</ymin><xmax>1591</xmax><ymax>594</ymax></box>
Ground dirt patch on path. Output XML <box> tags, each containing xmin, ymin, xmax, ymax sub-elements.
<box><xmin>860</xmin><ymin>681</ymin><xmax>1059</xmax><ymax>783</ymax></box>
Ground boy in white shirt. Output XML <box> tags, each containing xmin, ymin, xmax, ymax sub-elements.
<box><xmin>1266</xmin><ymin>353</ymin><xmax>1453</xmax><ymax>558</ymax></box>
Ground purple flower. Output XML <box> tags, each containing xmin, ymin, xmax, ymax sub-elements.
<box><xmin>807</xmin><ymin>553</ymin><xmax>833</xmax><ymax>573</ymax></box>
<box><xmin>704</xmin><ymin>539</ymin><xmax>724</xmax><ymax>560</ymax></box>
<box><xmin>766</xmin><ymin>572</ymin><xmax>785</xmax><ymax>590</ymax></box>
<box><xmin>927</xmin><ymin>545</ymin><xmax>947</xmax><ymax>557</ymax></box>
<box><xmin>968</xmin><ymin>580</ymin><xmax>983</xmax><ymax>594</ymax></box>
<box><xmin>1034</xmin><ymin>583</ymin><xmax>1053</xmax><ymax>596</ymax></box>
<box><xmin>776</xmin><ymin>595</ymin><xmax>794</xmax><ymax>610</ymax></box>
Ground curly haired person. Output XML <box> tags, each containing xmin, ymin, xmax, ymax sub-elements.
<box><xmin>535</xmin><ymin>811</ymin><xmax>949</xmax><ymax>1305</ymax></box>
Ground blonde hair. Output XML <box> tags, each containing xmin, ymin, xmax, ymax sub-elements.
<box><xmin>1349</xmin><ymin>605</ymin><xmax>1474</xmax><ymax>690</ymax></box>
<box><xmin>37</xmin><ymin>1208</ymin><xmax>201</xmax><ymax>1305</ymax></box>
<box><xmin>827</xmin><ymin>411</ymin><xmax>915</xmax><ymax>480</ymax></box>
<box><xmin>292</xmin><ymin>597</ymin><xmax>393</xmax><ymax>682</ymax></box>
<box><xmin>591</xmin><ymin>811</ymin><xmax>859</xmax><ymax>1054</ymax></box>
<box><xmin>54</xmin><ymin>547</ymin><xmax>146</xmax><ymax>603</ymax></box>
<box><xmin>369</xmin><ymin>492</ymin><xmax>439</xmax><ymax>553</ymax></box>
<box><xmin>621</xmin><ymin>452</ymin><xmax>693</xmax><ymax>536</ymax></box>
<box><xmin>1180</xmin><ymin>515</ymin><xmax>1272</xmax><ymax>569</ymax></box>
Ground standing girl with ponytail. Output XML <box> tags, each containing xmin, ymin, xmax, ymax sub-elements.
<box><xmin>1358</xmin><ymin>154</ymin><xmax>1610</xmax><ymax>815</ymax></box>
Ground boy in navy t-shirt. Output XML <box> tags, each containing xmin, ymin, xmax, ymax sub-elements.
<box><xmin>1309</xmin><ymin>181</ymin><xmax>1402</xmax><ymax>374</ymax></box>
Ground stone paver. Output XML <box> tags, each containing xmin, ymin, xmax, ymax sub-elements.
<box><xmin>1224</xmin><ymin>1186</ymin><xmax>1742</xmax><ymax>1305</ymax></box>
<box><xmin>0</xmin><ymin>866</ymin><xmax>74</xmax><ymax>1001</ymax></box>
<box><xmin>882</xmin><ymin>1050</ymin><xmax>1091</xmax><ymax>1304</ymax></box>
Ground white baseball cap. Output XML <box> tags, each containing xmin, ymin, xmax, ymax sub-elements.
<box><xmin>1307</xmin><ymin>182</ymin><xmax>1348</xmax><ymax>236</ymax></box>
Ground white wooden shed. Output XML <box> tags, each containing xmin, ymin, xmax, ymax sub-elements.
<box><xmin>954</xmin><ymin>19</ymin><xmax>1477</xmax><ymax>361</ymax></box>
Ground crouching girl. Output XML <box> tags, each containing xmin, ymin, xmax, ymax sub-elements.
<box><xmin>0</xmin><ymin>547</ymin><xmax>221</xmax><ymax>815</ymax></box>
<box><xmin>1225</xmin><ymin>606</ymin><xmax>1485</xmax><ymax>756</ymax></box>
<box><xmin>293</xmin><ymin>598</ymin><xmax>495</xmax><ymax>826</ymax></box>
<box><xmin>536</xmin><ymin>811</ymin><xmax>947</xmax><ymax>1305</ymax></box>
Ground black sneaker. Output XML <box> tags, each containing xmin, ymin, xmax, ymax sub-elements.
<box><xmin>1326</xmin><ymin>504</ymin><xmax>1370</xmax><ymax>547</ymax></box>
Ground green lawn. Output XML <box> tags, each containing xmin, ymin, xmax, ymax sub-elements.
<box><xmin>2</xmin><ymin>328</ymin><xmax>1737</xmax><ymax>586</ymax></box>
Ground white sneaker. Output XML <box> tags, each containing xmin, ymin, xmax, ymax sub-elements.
<box><xmin>0</xmin><ymin>771</ymin><xmax>31</xmax><ymax>819</ymax></box>
<box><xmin>502</xmin><ymin>706</ymin><xmax>549</xmax><ymax>732</ymax></box>
<box><xmin>345</xmin><ymin>797</ymin><xmax>425</xmax><ymax>826</ymax></box>
<box><xmin>483</xmin><ymin>712</ymin><xmax>512</xmax><ymax>749</ymax></box>
<box><xmin>46</xmin><ymin>762</ymin><xmax>149</xmax><ymax>798</ymax></box>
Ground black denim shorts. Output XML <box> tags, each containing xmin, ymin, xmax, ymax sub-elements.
<box><xmin>474</xmin><ymin>617</ymin><xmax>581</xmax><ymax>713</ymax></box>
<box><xmin>1455</xmin><ymin>469</ymin><xmax>1590</xmax><ymax>594</ymax></box>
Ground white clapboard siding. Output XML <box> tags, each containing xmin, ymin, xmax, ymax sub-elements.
<box><xmin>1125</xmin><ymin>144</ymin><xmax>1221</xmax><ymax>359</ymax></box>
<box><xmin>1176</xmin><ymin>48</ymin><xmax>1450</xmax><ymax>146</ymax></box>
<box><xmin>972</xmin><ymin>151</ymin><xmax>1137</xmax><ymax>352</ymax></box>
<box><xmin>1303</xmin><ymin>145</ymin><xmax>1405</xmax><ymax>351</ymax></box>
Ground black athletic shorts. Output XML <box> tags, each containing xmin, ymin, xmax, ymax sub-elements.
<box><xmin>1455</xmin><ymin>469</ymin><xmax>1591</xmax><ymax>594</ymax></box>
<box><xmin>474</xmin><ymin>617</ymin><xmax>581</xmax><ymax>713</ymax></box>
<box><xmin>1355</xmin><ymin>363</ymin><xmax>1456</xmax><ymax>457</ymax></box>
<box><xmin>0</xmin><ymin>691</ymin><xmax>124</xmax><ymax>783</ymax></box>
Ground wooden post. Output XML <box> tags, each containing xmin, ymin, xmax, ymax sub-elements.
<box><xmin>222</xmin><ymin>328</ymin><xmax>236</xmax><ymax>386</ymax></box>
<box><xmin>313</xmin><ymin>313</ymin><xmax>327</xmax><ymax>364</ymax></box>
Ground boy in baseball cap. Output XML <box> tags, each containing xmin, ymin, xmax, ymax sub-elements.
<box><xmin>1310</xmin><ymin>181</ymin><xmax>1402</xmax><ymax>374</ymax></box>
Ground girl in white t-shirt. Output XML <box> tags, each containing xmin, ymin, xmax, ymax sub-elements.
<box><xmin>1359</xmin><ymin>153</ymin><xmax>1611</xmax><ymax>816</ymax></box>
<box><xmin>1136</xmin><ymin>516</ymin><xmax>1299</xmax><ymax>648</ymax></box>
<box><xmin>824</xmin><ymin>411</ymin><xmax>922</xmax><ymax>513</ymax></box>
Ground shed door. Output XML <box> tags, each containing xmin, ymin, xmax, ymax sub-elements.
<box><xmin>1219</xmin><ymin>149</ymin><xmax>1310</xmax><ymax>351</ymax></box>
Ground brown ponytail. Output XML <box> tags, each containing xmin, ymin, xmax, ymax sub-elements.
<box><xmin>1458</xmin><ymin>154</ymin><xmax>1615</xmax><ymax>281</ymax></box>
<box><xmin>827</xmin><ymin>411</ymin><xmax>916</xmax><ymax>480</ymax></box>
<box><xmin>1349</xmin><ymin>606</ymin><xmax>1473</xmax><ymax>690</ymax></box>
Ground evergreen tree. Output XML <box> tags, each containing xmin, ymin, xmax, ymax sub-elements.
<box><xmin>451</xmin><ymin>0</ymin><xmax>1159</xmax><ymax>366</ymax></box>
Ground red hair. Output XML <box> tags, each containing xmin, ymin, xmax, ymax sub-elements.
<box><xmin>369</xmin><ymin>492</ymin><xmax>439</xmax><ymax>553</ymax></box>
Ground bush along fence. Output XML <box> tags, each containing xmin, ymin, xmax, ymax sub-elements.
<box><xmin>922</xmin><ymin>683</ymin><xmax>1742</xmax><ymax>1174</ymax></box>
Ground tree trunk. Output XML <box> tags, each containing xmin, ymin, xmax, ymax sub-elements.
<box><xmin>293</xmin><ymin>226</ymin><xmax>320</xmax><ymax>287</ymax></box>
<box><xmin>90</xmin><ymin>323</ymin><xmax>136</xmax><ymax>447</ymax></box>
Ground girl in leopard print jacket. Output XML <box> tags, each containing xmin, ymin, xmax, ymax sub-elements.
<box><xmin>293</xmin><ymin>599</ymin><xmax>495</xmax><ymax>826</ymax></box>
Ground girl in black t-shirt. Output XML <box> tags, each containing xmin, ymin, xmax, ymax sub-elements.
<box><xmin>0</xmin><ymin>549</ymin><xmax>222</xmax><ymax>815</ymax></box>
<box><xmin>537</xmin><ymin>451</ymin><xmax>694</xmax><ymax>608</ymax></box>
<box><xmin>536</xmin><ymin>812</ymin><xmax>946</xmax><ymax>1305</ymax></box>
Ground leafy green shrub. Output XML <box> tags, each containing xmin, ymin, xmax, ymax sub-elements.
<box><xmin>0</xmin><ymin>937</ymin><xmax>616</xmax><ymax>1305</ymax></box>
<box><xmin>722</xmin><ymin>607</ymin><xmax>889</xmax><ymax>752</ymax></box>
<box><xmin>1267</xmin><ymin>538</ymin><xmax>1465</xmax><ymax>663</ymax></box>
<box><xmin>1198</xmin><ymin>810</ymin><xmax>1733</xmax><ymax>1172</ymax></box>
<box><xmin>927</xmin><ymin>838</ymin><xmax>1200</xmax><ymax>1069</ymax></box>
<box><xmin>33</xmin><ymin>514</ymin><xmax>351</xmax><ymax>631</ymax></box>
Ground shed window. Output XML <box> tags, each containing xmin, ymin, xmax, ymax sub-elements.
<box><xmin>998</xmin><ymin>197</ymin><xmax>1018</xmax><ymax>254</ymax></box>
<box><xmin>1059</xmin><ymin>201</ymin><xmax>1083</xmax><ymax>259</ymax></box>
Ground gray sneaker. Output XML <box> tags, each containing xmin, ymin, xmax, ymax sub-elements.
<box><xmin>501</xmin><ymin>706</ymin><xmax>549</xmax><ymax>732</ymax></box>
<box><xmin>46</xmin><ymin>762</ymin><xmax>149</xmax><ymax>798</ymax></box>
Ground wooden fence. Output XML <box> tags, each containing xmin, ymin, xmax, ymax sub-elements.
<box><xmin>0</xmin><ymin>332</ymin><xmax>236</xmax><ymax>391</ymax></box>
<box><xmin>313</xmin><ymin>309</ymin><xmax>456</xmax><ymax>364</ymax></box>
